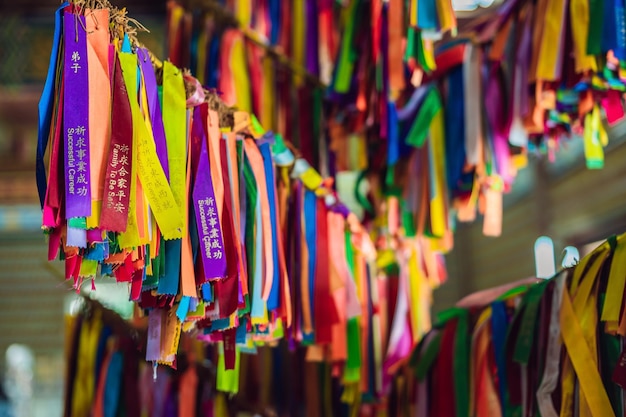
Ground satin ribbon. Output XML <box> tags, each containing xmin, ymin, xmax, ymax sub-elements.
<box><xmin>259</xmin><ymin>143</ymin><xmax>281</xmax><ymax>312</ymax></box>
<box><xmin>100</xmin><ymin>54</ymin><xmax>132</xmax><ymax>233</ymax></box>
<box><xmin>71</xmin><ymin>311</ymin><xmax>103</xmax><ymax>417</ymax></box>
<box><xmin>463</xmin><ymin>43</ymin><xmax>484</xmax><ymax>168</ymax></box>
<box><xmin>333</xmin><ymin>0</ymin><xmax>360</xmax><ymax>93</ymax></box>
<box><xmin>37</xmin><ymin>2</ymin><xmax>69</xmax><ymax>208</ymax></box>
<box><xmin>63</xmin><ymin>11</ymin><xmax>92</xmax><ymax>219</ymax></box>
<box><xmin>162</xmin><ymin>61</ymin><xmax>187</xmax><ymax>214</ymax></box>
<box><xmin>601</xmin><ymin>236</ymin><xmax>626</xmax><ymax>330</ymax></box>
<box><xmin>85</xmin><ymin>8</ymin><xmax>111</xmax><ymax>217</ymax></box>
<box><xmin>560</xmin><ymin>269</ymin><xmax>616</xmax><ymax>417</ymax></box>
<box><xmin>570</xmin><ymin>0</ymin><xmax>598</xmax><ymax>73</ymax></box>
<box><xmin>536</xmin><ymin>0</ymin><xmax>567</xmax><ymax>80</ymax></box>
<box><xmin>471</xmin><ymin>307</ymin><xmax>502</xmax><ymax>417</ymax></box>
<box><xmin>536</xmin><ymin>273</ymin><xmax>566</xmax><ymax>417</ymax></box>
<box><xmin>444</xmin><ymin>66</ymin><xmax>468</xmax><ymax>196</ymax></box>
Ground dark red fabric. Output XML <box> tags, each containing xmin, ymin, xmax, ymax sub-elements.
<box><xmin>313</xmin><ymin>200</ymin><xmax>339</xmax><ymax>344</ymax></box>
<box><xmin>430</xmin><ymin>319</ymin><xmax>458</xmax><ymax>417</ymax></box>
<box><xmin>100</xmin><ymin>55</ymin><xmax>133</xmax><ymax>232</ymax></box>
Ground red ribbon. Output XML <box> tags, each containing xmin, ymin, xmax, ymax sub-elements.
<box><xmin>100</xmin><ymin>54</ymin><xmax>133</xmax><ymax>232</ymax></box>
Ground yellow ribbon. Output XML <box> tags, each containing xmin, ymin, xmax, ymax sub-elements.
<box><xmin>536</xmin><ymin>0</ymin><xmax>566</xmax><ymax>80</ymax></box>
<box><xmin>162</xmin><ymin>61</ymin><xmax>187</xmax><ymax>216</ymax></box>
<box><xmin>560</xmin><ymin>287</ymin><xmax>614</xmax><ymax>417</ymax></box>
<box><xmin>569</xmin><ymin>0</ymin><xmax>597</xmax><ymax>72</ymax></box>
<box><xmin>292</xmin><ymin>0</ymin><xmax>306</xmax><ymax>87</ymax></box>
<box><xmin>601</xmin><ymin>236</ymin><xmax>626</xmax><ymax>332</ymax></box>
<box><xmin>560</xmin><ymin>248</ymin><xmax>615</xmax><ymax>417</ymax></box>
<box><xmin>428</xmin><ymin>109</ymin><xmax>448</xmax><ymax>238</ymax></box>
<box><xmin>583</xmin><ymin>105</ymin><xmax>608</xmax><ymax>169</ymax></box>
<box><xmin>134</xmin><ymin>60</ymin><xmax>183</xmax><ymax>240</ymax></box>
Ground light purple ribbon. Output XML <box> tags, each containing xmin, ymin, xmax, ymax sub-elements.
<box><xmin>138</xmin><ymin>48</ymin><xmax>170</xmax><ymax>180</ymax></box>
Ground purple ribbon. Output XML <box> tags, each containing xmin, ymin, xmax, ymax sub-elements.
<box><xmin>485</xmin><ymin>65</ymin><xmax>513</xmax><ymax>185</ymax></box>
<box><xmin>145</xmin><ymin>309</ymin><xmax>162</xmax><ymax>362</ymax></box>
<box><xmin>138</xmin><ymin>48</ymin><xmax>170</xmax><ymax>180</ymax></box>
<box><xmin>193</xmin><ymin>138</ymin><xmax>227</xmax><ymax>281</ymax></box>
<box><xmin>397</xmin><ymin>85</ymin><xmax>429</xmax><ymax>120</ymax></box>
<box><xmin>66</xmin><ymin>226</ymin><xmax>87</xmax><ymax>248</ymax></box>
<box><xmin>305</xmin><ymin>0</ymin><xmax>320</xmax><ymax>75</ymax></box>
<box><xmin>63</xmin><ymin>11</ymin><xmax>91</xmax><ymax>219</ymax></box>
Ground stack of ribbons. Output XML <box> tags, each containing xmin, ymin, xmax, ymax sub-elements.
<box><xmin>168</xmin><ymin>0</ymin><xmax>626</xmax><ymax>245</ymax></box>
<box><xmin>37</xmin><ymin>1</ymin><xmax>442</xmax><ymax>409</ymax></box>
<box><xmin>390</xmin><ymin>233</ymin><xmax>626</xmax><ymax>417</ymax></box>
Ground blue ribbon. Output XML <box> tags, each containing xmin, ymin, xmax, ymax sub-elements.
<box><xmin>36</xmin><ymin>2</ymin><xmax>69</xmax><ymax>208</ymax></box>
<box><xmin>491</xmin><ymin>300</ymin><xmax>509</xmax><ymax>415</ymax></box>
<box><xmin>103</xmin><ymin>351</ymin><xmax>123</xmax><ymax>417</ymax></box>
<box><xmin>236</xmin><ymin>317</ymin><xmax>248</xmax><ymax>343</ymax></box>
<box><xmin>417</xmin><ymin>0</ymin><xmax>439</xmax><ymax>31</ymax></box>
<box><xmin>206</xmin><ymin>34</ymin><xmax>221</xmax><ymax>89</ymax></box>
<box><xmin>387</xmin><ymin>102</ymin><xmax>399</xmax><ymax>166</ymax></box>
<box><xmin>269</xmin><ymin>0</ymin><xmax>281</xmax><ymax>45</ymax></box>
<box><xmin>613</xmin><ymin>0</ymin><xmax>626</xmax><ymax>60</ymax></box>
<box><xmin>176</xmin><ymin>296</ymin><xmax>192</xmax><ymax>322</ymax></box>
<box><xmin>157</xmin><ymin>240</ymin><xmax>181</xmax><ymax>295</ymax></box>
<box><xmin>202</xmin><ymin>282</ymin><xmax>213</xmax><ymax>302</ymax></box>
<box><xmin>94</xmin><ymin>326</ymin><xmax>112</xmax><ymax>388</ymax></box>
<box><xmin>303</xmin><ymin>189</ymin><xmax>317</xmax><ymax>343</ymax></box>
<box><xmin>260</xmin><ymin>143</ymin><xmax>281</xmax><ymax>311</ymax></box>
<box><xmin>444</xmin><ymin>65</ymin><xmax>468</xmax><ymax>194</ymax></box>
<box><xmin>600</xmin><ymin>0</ymin><xmax>616</xmax><ymax>53</ymax></box>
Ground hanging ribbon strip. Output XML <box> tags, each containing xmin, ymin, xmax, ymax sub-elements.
<box><xmin>394</xmin><ymin>233</ymin><xmax>626</xmax><ymax>417</ymax></box>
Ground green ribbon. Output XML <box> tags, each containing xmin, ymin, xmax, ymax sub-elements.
<box><xmin>512</xmin><ymin>280</ymin><xmax>549</xmax><ymax>365</ymax></box>
<box><xmin>344</xmin><ymin>232</ymin><xmax>361</xmax><ymax>383</ymax></box>
<box><xmin>243</xmin><ymin>156</ymin><xmax>258</xmax><ymax>301</ymax></box>
<box><xmin>587</xmin><ymin>0</ymin><xmax>604</xmax><ymax>55</ymax></box>
<box><xmin>402</xmin><ymin>201</ymin><xmax>417</xmax><ymax>237</ymax></box>
<box><xmin>412</xmin><ymin>331</ymin><xmax>443</xmax><ymax>380</ymax></box>
<box><xmin>406</xmin><ymin>87</ymin><xmax>442</xmax><ymax>148</ymax></box>
<box><xmin>404</xmin><ymin>27</ymin><xmax>419</xmax><ymax>63</ymax></box>
<box><xmin>333</xmin><ymin>0</ymin><xmax>362</xmax><ymax>93</ymax></box>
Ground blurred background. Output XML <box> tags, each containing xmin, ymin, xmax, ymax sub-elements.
<box><xmin>0</xmin><ymin>1</ymin><xmax>625</xmax><ymax>416</ymax></box>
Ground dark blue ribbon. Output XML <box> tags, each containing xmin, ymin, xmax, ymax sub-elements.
<box><xmin>36</xmin><ymin>2</ymin><xmax>69</xmax><ymax>208</ymax></box>
<box><xmin>444</xmin><ymin>65</ymin><xmax>468</xmax><ymax>194</ymax></box>
<box><xmin>491</xmin><ymin>300</ymin><xmax>509</xmax><ymax>416</ymax></box>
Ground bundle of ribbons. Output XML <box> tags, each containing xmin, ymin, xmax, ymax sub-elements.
<box><xmin>390</xmin><ymin>233</ymin><xmax>626</xmax><ymax>417</ymax></box>
<box><xmin>37</xmin><ymin>0</ymin><xmax>442</xmax><ymax>408</ymax></box>
<box><xmin>63</xmin><ymin>298</ymin><xmax>280</xmax><ymax>417</ymax></box>
<box><xmin>168</xmin><ymin>0</ymin><xmax>625</xmax><ymax>247</ymax></box>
